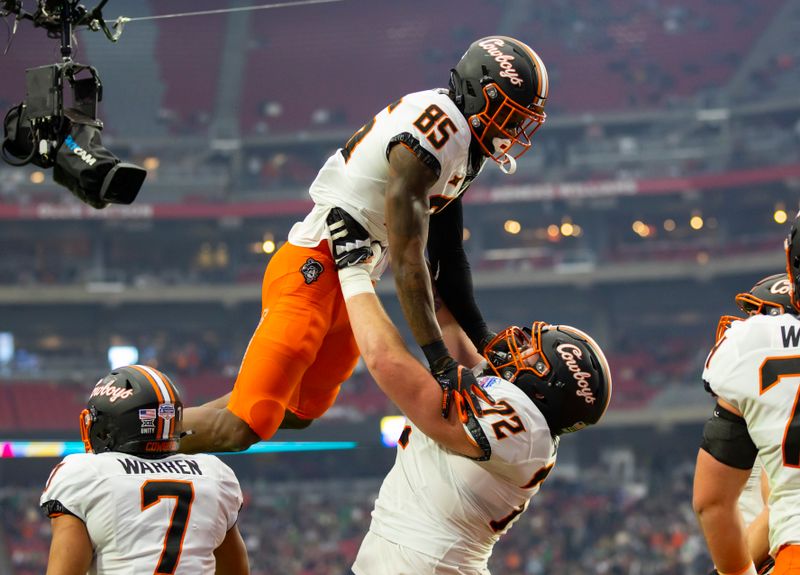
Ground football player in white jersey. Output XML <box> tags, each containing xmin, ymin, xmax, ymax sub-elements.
<box><xmin>179</xmin><ymin>36</ymin><xmax>550</xmax><ymax>455</ymax></box>
<box><xmin>40</xmin><ymin>365</ymin><xmax>249</xmax><ymax>575</ymax></box>
<box><xmin>336</xmin><ymin>260</ymin><xmax>612</xmax><ymax>574</ymax></box>
<box><xmin>708</xmin><ymin>272</ymin><xmax>796</xmax><ymax>575</ymax></box>
<box><xmin>695</xmin><ymin>214</ymin><xmax>800</xmax><ymax>575</ymax></box>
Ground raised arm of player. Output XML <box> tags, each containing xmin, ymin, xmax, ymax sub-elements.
<box><xmin>693</xmin><ymin>398</ymin><xmax>756</xmax><ymax>575</ymax></box>
<box><xmin>344</xmin><ymin>291</ymin><xmax>484</xmax><ymax>458</ymax></box>
<box><xmin>385</xmin><ymin>143</ymin><xmax>442</xmax><ymax>348</ymax></box>
<box><xmin>45</xmin><ymin>515</ymin><xmax>93</xmax><ymax>575</ymax></box>
<box><xmin>385</xmin><ymin>142</ymin><xmax>488</xmax><ymax>414</ymax></box>
<box><xmin>436</xmin><ymin>296</ymin><xmax>484</xmax><ymax>368</ymax></box>
<box><xmin>214</xmin><ymin>524</ymin><xmax>250</xmax><ymax>575</ymax></box>
<box><xmin>428</xmin><ymin>195</ymin><xmax>493</xmax><ymax>353</ymax></box>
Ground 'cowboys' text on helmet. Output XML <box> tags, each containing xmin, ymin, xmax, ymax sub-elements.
<box><xmin>484</xmin><ymin>322</ymin><xmax>611</xmax><ymax>435</ymax></box>
<box><xmin>449</xmin><ymin>36</ymin><xmax>548</xmax><ymax>167</ymax></box>
<box><xmin>79</xmin><ymin>365</ymin><xmax>183</xmax><ymax>457</ymax></box>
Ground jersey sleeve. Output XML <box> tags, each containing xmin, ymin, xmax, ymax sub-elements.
<box><xmin>39</xmin><ymin>454</ymin><xmax>100</xmax><ymax>522</ymax></box>
<box><xmin>214</xmin><ymin>458</ymin><xmax>243</xmax><ymax>531</ymax></box>
<box><xmin>702</xmin><ymin>321</ymin><xmax>751</xmax><ymax>410</ymax></box>
<box><xmin>384</xmin><ymin>94</ymin><xmax>469</xmax><ymax>183</ymax></box>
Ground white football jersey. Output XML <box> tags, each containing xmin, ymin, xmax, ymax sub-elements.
<box><xmin>738</xmin><ymin>459</ymin><xmax>765</xmax><ymax>527</ymax></box>
<box><xmin>703</xmin><ymin>313</ymin><xmax>800</xmax><ymax>555</ymax></box>
<box><xmin>355</xmin><ymin>375</ymin><xmax>557</xmax><ymax>572</ymax></box>
<box><xmin>288</xmin><ymin>89</ymin><xmax>483</xmax><ymax>276</ymax></box>
<box><xmin>40</xmin><ymin>451</ymin><xmax>242</xmax><ymax>575</ymax></box>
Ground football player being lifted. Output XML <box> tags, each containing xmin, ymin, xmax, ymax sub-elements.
<box><xmin>336</xmin><ymin>257</ymin><xmax>612</xmax><ymax>574</ymax></box>
<box><xmin>179</xmin><ymin>37</ymin><xmax>550</xmax><ymax>453</ymax></box>
<box><xmin>41</xmin><ymin>366</ymin><xmax>249</xmax><ymax>575</ymax></box>
<box><xmin>695</xmin><ymin>214</ymin><xmax>800</xmax><ymax>575</ymax></box>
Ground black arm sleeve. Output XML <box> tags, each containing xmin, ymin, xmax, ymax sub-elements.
<box><xmin>700</xmin><ymin>402</ymin><xmax>758</xmax><ymax>470</ymax></box>
<box><xmin>427</xmin><ymin>196</ymin><xmax>489</xmax><ymax>348</ymax></box>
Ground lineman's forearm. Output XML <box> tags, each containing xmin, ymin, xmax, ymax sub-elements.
<box><xmin>698</xmin><ymin>506</ymin><xmax>752</xmax><ymax>573</ymax></box>
<box><xmin>746</xmin><ymin>508</ymin><xmax>770</xmax><ymax>569</ymax></box>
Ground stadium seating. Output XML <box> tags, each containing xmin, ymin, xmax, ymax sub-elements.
<box><xmin>0</xmin><ymin>457</ymin><xmax>710</xmax><ymax>574</ymax></box>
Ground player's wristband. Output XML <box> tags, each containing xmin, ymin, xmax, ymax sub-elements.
<box><xmin>718</xmin><ymin>563</ymin><xmax>757</xmax><ymax>575</ymax></box>
<box><xmin>338</xmin><ymin>266</ymin><xmax>375</xmax><ymax>300</ymax></box>
<box><xmin>422</xmin><ymin>339</ymin><xmax>450</xmax><ymax>370</ymax></box>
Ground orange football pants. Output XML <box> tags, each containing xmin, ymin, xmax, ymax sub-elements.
<box><xmin>227</xmin><ymin>241</ymin><xmax>360</xmax><ymax>440</ymax></box>
<box><xmin>776</xmin><ymin>546</ymin><xmax>800</xmax><ymax>574</ymax></box>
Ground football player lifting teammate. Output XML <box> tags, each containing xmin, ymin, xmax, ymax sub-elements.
<box><xmin>334</xmin><ymin>255</ymin><xmax>611</xmax><ymax>573</ymax></box>
<box><xmin>179</xmin><ymin>36</ymin><xmax>551</xmax><ymax>452</ymax></box>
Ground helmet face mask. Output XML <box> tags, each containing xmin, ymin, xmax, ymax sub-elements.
<box><xmin>786</xmin><ymin>212</ymin><xmax>800</xmax><ymax>313</ymax></box>
<box><xmin>469</xmin><ymin>83</ymin><xmax>546</xmax><ymax>164</ymax></box>
<box><xmin>450</xmin><ymin>36</ymin><xmax>548</xmax><ymax>167</ymax></box>
<box><xmin>80</xmin><ymin>365</ymin><xmax>182</xmax><ymax>458</ymax></box>
<box><xmin>483</xmin><ymin>323</ymin><xmax>612</xmax><ymax>435</ymax></box>
<box><xmin>484</xmin><ymin>322</ymin><xmax>554</xmax><ymax>382</ymax></box>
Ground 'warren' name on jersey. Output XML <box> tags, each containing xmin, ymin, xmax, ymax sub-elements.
<box><xmin>41</xmin><ymin>451</ymin><xmax>242</xmax><ymax>575</ymax></box>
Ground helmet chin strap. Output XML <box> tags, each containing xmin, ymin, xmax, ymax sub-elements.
<box><xmin>499</xmin><ymin>154</ymin><xmax>517</xmax><ymax>175</ymax></box>
<box><xmin>492</xmin><ymin>137</ymin><xmax>517</xmax><ymax>175</ymax></box>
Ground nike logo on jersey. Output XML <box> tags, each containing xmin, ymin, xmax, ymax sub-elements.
<box><xmin>782</xmin><ymin>325</ymin><xmax>800</xmax><ymax>348</ymax></box>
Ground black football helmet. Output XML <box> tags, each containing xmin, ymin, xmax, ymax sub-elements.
<box><xmin>79</xmin><ymin>365</ymin><xmax>182</xmax><ymax>457</ymax></box>
<box><xmin>716</xmin><ymin>272</ymin><xmax>796</xmax><ymax>341</ymax></box>
<box><xmin>787</xmin><ymin>210</ymin><xmax>800</xmax><ymax>313</ymax></box>
<box><xmin>483</xmin><ymin>322</ymin><xmax>612</xmax><ymax>435</ymax></box>
<box><xmin>449</xmin><ymin>36</ymin><xmax>548</xmax><ymax>167</ymax></box>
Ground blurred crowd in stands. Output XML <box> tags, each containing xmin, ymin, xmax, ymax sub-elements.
<box><xmin>0</xmin><ymin>326</ymin><xmax>708</xmax><ymax>432</ymax></box>
<box><xmin>0</xmin><ymin>456</ymin><xmax>710</xmax><ymax>575</ymax></box>
<box><xmin>0</xmin><ymin>0</ymin><xmax>798</xmax><ymax>204</ymax></box>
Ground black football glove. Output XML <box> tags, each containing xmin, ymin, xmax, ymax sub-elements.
<box><xmin>429</xmin><ymin>355</ymin><xmax>495</xmax><ymax>421</ymax></box>
<box><xmin>326</xmin><ymin>207</ymin><xmax>373</xmax><ymax>269</ymax></box>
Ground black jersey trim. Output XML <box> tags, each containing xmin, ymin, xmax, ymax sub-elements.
<box><xmin>41</xmin><ymin>499</ymin><xmax>79</xmax><ymax>519</ymax></box>
<box><xmin>464</xmin><ymin>408</ymin><xmax>492</xmax><ymax>461</ymax></box>
<box><xmin>387</xmin><ymin>132</ymin><xmax>442</xmax><ymax>178</ymax></box>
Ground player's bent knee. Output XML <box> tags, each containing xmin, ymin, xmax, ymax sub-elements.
<box><xmin>280</xmin><ymin>410</ymin><xmax>314</xmax><ymax>430</ymax></box>
<box><xmin>214</xmin><ymin>409</ymin><xmax>260</xmax><ymax>452</ymax></box>
<box><xmin>226</xmin><ymin>398</ymin><xmax>286</xmax><ymax>444</ymax></box>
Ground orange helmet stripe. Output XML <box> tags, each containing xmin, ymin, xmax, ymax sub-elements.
<box><xmin>129</xmin><ymin>364</ymin><xmax>178</xmax><ymax>440</ymax></box>
<box><xmin>129</xmin><ymin>364</ymin><xmax>165</xmax><ymax>402</ymax></box>
<box><xmin>516</xmin><ymin>40</ymin><xmax>549</xmax><ymax>109</ymax></box>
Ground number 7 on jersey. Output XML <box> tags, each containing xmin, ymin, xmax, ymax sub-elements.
<box><xmin>760</xmin><ymin>355</ymin><xmax>800</xmax><ymax>467</ymax></box>
<box><xmin>141</xmin><ymin>480</ymin><xmax>195</xmax><ymax>575</ymax></box>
